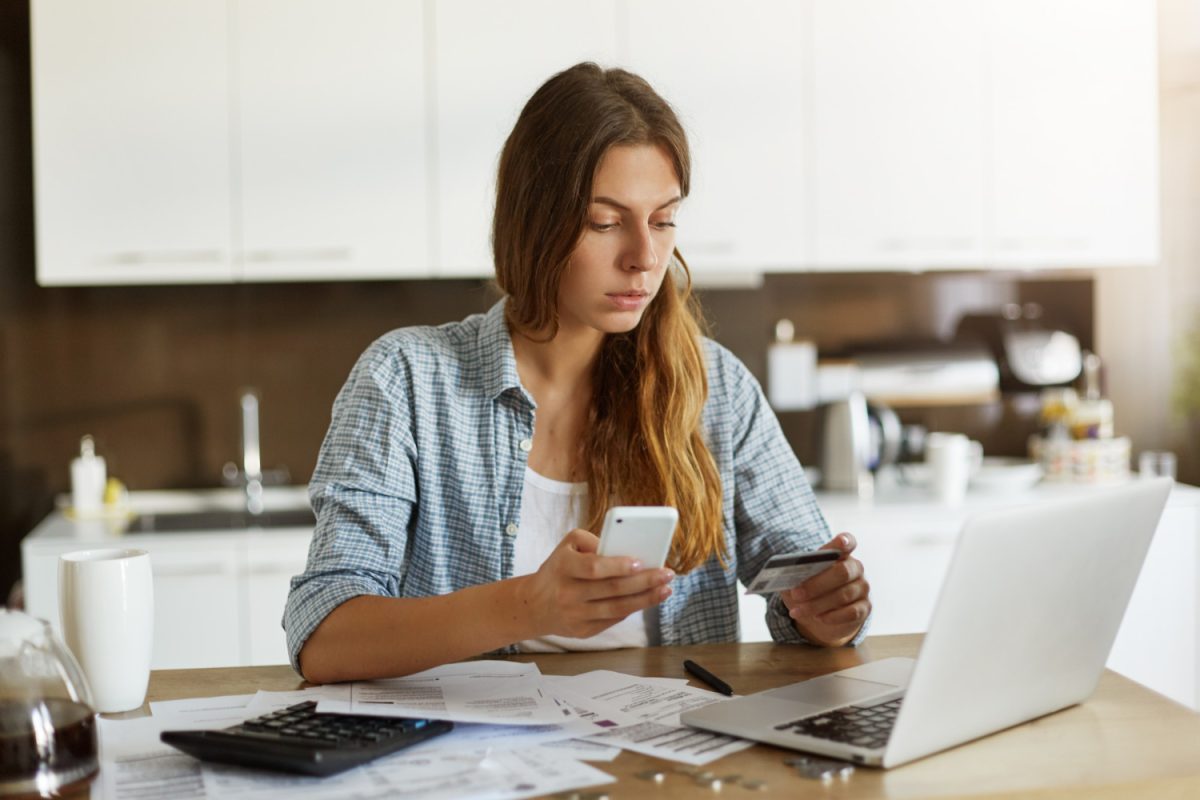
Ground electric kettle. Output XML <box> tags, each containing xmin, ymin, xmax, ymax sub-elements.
<box><xmin>819</xmin><ymin>394</ymin><xmax>923</xmax><ymax>491</ymax></box>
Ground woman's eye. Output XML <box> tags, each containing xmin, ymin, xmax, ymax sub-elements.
<box><xmin>590</xmin><ymin>222</ymin><xmax>618</xmax><ymax>232</ymax></box>
<box><xmin>653</xmin><ymin>221</ymin><xmax>677</xmax><ymax>230</ymax></box>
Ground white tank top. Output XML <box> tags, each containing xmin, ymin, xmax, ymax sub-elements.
<box><xmin>512</xmin><ymin>467</ymin><xmax>649</xmax><ymax>653</ymax></box>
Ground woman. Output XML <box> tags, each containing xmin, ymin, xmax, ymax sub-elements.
<box><xmin>285</xmin><ymin>63</ymin><xmax>871</xmax><ymax>684</ymax></box>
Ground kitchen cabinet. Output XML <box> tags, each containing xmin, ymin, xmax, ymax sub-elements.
<box><xmin>33</xmin><ymin>0</ymin><xmax>429</xmax><ymax>286</ymax></box>
<box><xmin>433</xmin><ymin>0</ymin><xmax>619</xmax><ymax>277</ymax></box>
<box><xmin>32</xmin><ymin>0</ymin><xmax>1160</xmax><ymax>284</ymax></box>
<box><xmin>811</xmin><ymin>0</ymin><xmax>988</xmax><ymax>270</ymax></box>
<box><xmin>148</xmin><ymin>540</ymin><xmax>243</xmax><ymax>669</ymax></box>
<box><xmin>235</xmin><ymin>0</ymin><xmax>428</xmax><ymax>281</ymax></box>
<box><xmin>986</xmin><ymin>0</ymin><xmax>1159</xmax><ymax>267</ymax></box>
<box><xmin>810</xmin><ymin>0</ymin><xmax>1158</xmax><ymax>270</ymax></box>
<box><xmin>623</xmin><ymin>0</ymin><xmax>810</xmax><ymax>278</ymax></box>
<box><xmin>243</xmin><ymin>533</ymin><xmax>310</xmax><ymax>666</ymax></box>
<box><xmin>32</xmin><ymin>0</ymin><xmax>236</xmax><ymax>285</ymax></box>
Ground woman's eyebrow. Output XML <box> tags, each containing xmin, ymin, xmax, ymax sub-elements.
<box><xmin>591</xmin><ymin>195</ymin><xmax>682</xmax><ymax>212</ymax></box>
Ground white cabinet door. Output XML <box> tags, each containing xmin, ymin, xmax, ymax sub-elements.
<box><xmin>986</xmin><ymin>0</ymin><xmax>1159</xmax><ymax>267</ymax></box>
<box><xmin>148</xmin><ymin>541</ymin><xmax>243</xmax><ymax>669</ymax></box>
<box><xmin>625</xmin><ymin>1</ymin><xmax>810</xmax><ymax>277</ymax></box>
<box><xmin>811</xmin><ymin>0</ymin><xmax>988</xmax><ymax>270</ymax></box>
<box><xmin>433</xmin><ymin>1</ymin><xmax>619</xmax><ymax>277</ymax></box>
<box><xmin>32</xmin><ymin>0</ymin><xmax>235</xmax><ymax>285</ymax></box>
<box><xmin>244</xmin><ymin>532</ymin><xmax>311</xmax><ymax>666</ymax></box>
<box><xmin>235</xmin><ymin>0</ymin><xmax>429</xmax><ymax>281</ymax></box>
<box><xmin>1108</xmin><ymin>503</ymin><xmax>1199</xmax><ymax>710</ymax></box>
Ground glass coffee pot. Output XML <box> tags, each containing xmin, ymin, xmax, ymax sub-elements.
<box><xmin>0</xmin><ymin>610</ymin><xmax>98</xmax><ymax>798</ymax></box>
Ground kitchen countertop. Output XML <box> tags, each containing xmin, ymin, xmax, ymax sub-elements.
<box><xmin>24</xmin><ymin>474</ymin><xmax>1200</xmax><ymax>548</ymax></box>
<box><xmin>815</xmin><ymin>468</ymin><xmax>1200</xmax><ymax>526</ymax></box>
<box><xmin>24</xmin><ymin>485</ymin><xmax>313</xmax><ymax>547</ymax></box>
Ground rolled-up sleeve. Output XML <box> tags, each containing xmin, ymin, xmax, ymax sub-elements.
<box><xmin>718</xmin><ymin>347</ymin><xmax>870</xmax><ymax>647</ymax></box>
<box><xmin>283</xmin><ymin>343</ymin><xmax>419</xmax><ymax>671</ymax></box>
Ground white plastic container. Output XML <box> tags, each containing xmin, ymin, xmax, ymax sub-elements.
<box><xmin>70</xmin><ymin>436</ymin><xmax>106</xmax><ymax>515</ymax></box>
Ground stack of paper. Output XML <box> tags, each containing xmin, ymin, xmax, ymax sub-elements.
<box><xmin>92</xmin><ymin>660</ymin><xmax>750</xmax><ymax>800</ymax></box>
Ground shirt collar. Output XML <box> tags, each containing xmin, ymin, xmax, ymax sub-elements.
<box><xmin>478</xmin><ymin>299</ymin><xmax>529</xmax><ymax>403</ymax></box>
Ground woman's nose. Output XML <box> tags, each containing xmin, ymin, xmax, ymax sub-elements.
<box><xmin>624</xmin><ymin>225</ymin><xmax>658</xmax><ymax>272</ymax></box>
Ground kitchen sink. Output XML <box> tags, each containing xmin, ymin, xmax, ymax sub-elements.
<box><xmin>126</xmin><ymin>507</ymin><xmax>316</xmax><ymax>533</ymax></box>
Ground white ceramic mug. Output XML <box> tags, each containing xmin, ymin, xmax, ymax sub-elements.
<box><xmin>59</xmin><ymin>548</ymin><xmax>154</xmax><ymax>713</ymax></box>
<box><xmin>926</xmin><ymin>432</ymin><xmax>972</xmax><ymax>505</ymax></box>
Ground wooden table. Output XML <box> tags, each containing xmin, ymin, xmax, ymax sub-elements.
<box><xmin>95</xmin><ymin>635</ymin><xmax>1200</xmax><ymax>799</ymax></box>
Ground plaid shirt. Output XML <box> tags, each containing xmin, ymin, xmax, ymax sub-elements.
<box><xmin>284</xmin><ymin>300</ymin><xmax>865</xmax><ymax>671</ymax></box>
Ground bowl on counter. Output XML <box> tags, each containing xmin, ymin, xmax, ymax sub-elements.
<box><xmin>969</xmin><ymin>457</ymin><xmax>1044</xmax><ymax>492</ymax></box>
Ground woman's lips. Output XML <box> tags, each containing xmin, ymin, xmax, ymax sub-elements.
<box><xmin>606</xmin><ymin>292</ymin><xmax>649</xmax><ymax>311</ymax></box>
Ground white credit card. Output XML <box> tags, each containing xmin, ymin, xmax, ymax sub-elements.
<box><xmin>745</xmin><ymin>550</ymin><xmax>840</xmax><ymax>595</ymax></box>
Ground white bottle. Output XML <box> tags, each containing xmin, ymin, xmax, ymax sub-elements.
<box><xmin>767</xmin><ymin>319</ymin><xmax>819</xmax><ymax>411</ymax></box>
<box><xmin>70</xmin><ymin>435</ymin><xmax>107</xmax><ymax>515</ymax></box>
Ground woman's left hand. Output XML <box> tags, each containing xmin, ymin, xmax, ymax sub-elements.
<box><xmin>779</xmin><ymin>533</ymin><xmax>871</xmax><ymax>647</ymax></box>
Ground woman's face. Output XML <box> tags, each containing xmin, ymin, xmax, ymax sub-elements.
<box><xmin>557</xmin><ymin>143</ymin><xmax>682</xmax><ymax>336</ymax></box>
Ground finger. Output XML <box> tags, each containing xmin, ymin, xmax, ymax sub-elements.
<box><xmin>799</xmin><ymin>578</ymin><xmax>869</xmax><ymax>617</ymax></box>
<box><xmin>589</xmin><ymin>582</ymin><xmax>673</xmax><ymax>620</ymax></box>
<box><xmin>564</xmin><ymin>551</ymin><xmax>648</xmax><ymax>580</ymax></box>
<box><xmin>563</xmin><ymin>527</ymin><xmax>602</xmax><ymax>554</ymax></box>
<box><xmin>795</xmin><ymin>556</ymin><xmax>864</xmax><ymax>601</ymax></box>
<box><xmin>819</xmin><ymin>532</ymin><xmax>857</xmax><ymax>556</ymax></box>
<box><xmin>578</xmin><ymin>568</ymin><xmax>674</xmax><ymax>601</ymax></box>
<box><xmin>816</xmin><ymin>598</ymin><xmax>872</xmax><ymax>628</ymax></box>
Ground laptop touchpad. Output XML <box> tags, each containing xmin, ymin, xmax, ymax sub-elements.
<box><xmin>765</xmin><ymin>674</ymin><xmax>899</xmax><ymax>708</ymax></box>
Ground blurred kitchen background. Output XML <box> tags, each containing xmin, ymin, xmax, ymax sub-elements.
<box><xmin>2</xmin><ymin>0</ymin><xmax>1199</xmax><ymax>609</ymax></box>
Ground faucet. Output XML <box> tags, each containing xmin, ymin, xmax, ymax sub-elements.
<box><xmin>240</xmin><ymin>389</ymin><xmax>265</xmax><ymax>516</ymax></box>
<box><xmin>222</xmin><ymin>387</ymin><xmax>290</xmax><ymax>513</ymax></box>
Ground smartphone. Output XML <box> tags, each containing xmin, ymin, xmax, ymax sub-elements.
<box><xmin>596</xmin><ymin>506</ymin><xmax>679</xmax><ymax>570</ymax></box>
<box><xmin>744</xmin><ymin>549</ymin><xmax>840</xmax><ymax>595</ymax></box>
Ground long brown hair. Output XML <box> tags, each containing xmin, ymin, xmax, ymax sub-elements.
<box><xmin>493</xmin><ymin>62</ymin><xmax>724</xmax><ymax>573</ymax></box>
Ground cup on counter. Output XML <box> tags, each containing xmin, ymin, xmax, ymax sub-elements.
<box><xmin>1138</xmin><ymin>450</ymin><xmax>1177</xmax><ymax>481</ymax></box>
<box><xmin>59</xmin><ymin>548</ymin><xmax>154</xmax><ymax>713</ymax></box>
<box><xmin>926</xmin><ymin>432</ymin><xmax>974</xmax><ymax>505</ymax></box>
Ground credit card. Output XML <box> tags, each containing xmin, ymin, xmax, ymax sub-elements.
<box><xmin>745</xmin><ymin>550</ymin><xmax>840</xmax><ymax>595</ymax></box>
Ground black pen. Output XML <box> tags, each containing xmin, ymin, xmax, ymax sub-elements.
<box><xmin>684</xmin><ymin>659</ymin><xmax>733</xmax><ymax>696</ymax></box>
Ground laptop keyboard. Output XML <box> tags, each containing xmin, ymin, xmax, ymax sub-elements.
<box><xmin>775</xmin><ymin>696</ymin><xmax>903</xmax><ymax>750</ymax></box>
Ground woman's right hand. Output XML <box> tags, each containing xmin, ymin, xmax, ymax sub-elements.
<box><xmin>518</xmin><ymin>528</ymin><xmax>675</xmax><ymax>639</ymax></box>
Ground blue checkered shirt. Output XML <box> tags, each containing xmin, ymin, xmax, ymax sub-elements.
<box><xmin>284</xmin><ymin>300</ymin><xmax>866</xmax><ymax>670</ymax></box>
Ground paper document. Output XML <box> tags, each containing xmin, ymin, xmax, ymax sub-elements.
<box><xmin>242</xmin><ymin>686</ymin><xmax>351</xmax><ymax>717</ymax></box>
<box><xmin>149</xmin><ymin>694</ymin><xmax>254</xmax><ymax>729</ymax></box>
<box><xmin>537</xmin><ymin>737</ymin><xmax>622</xmax><ymax>762</ymax></box>
<box><xmin>94</xmin><ymin>712</ymin><xmax>613</xmax><ymax>800</ymax></box>
<box><xmin>544</xmin><ymin>671</ymin><xmax>753</xmax><ymax>765</ymax></box>
<box><xmin>317</xmin><ymin>661</ymin><xmax>566</xmax><ymax>725</ymax></box>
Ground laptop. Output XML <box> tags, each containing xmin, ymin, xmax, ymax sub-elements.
<box><xmin>681</xmin><ymin>478</ymin><xmax>1173</xmax><ymax>768</ymax></box>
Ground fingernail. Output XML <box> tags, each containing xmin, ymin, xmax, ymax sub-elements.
<box><xmin>630</xmin><ymin>560</ymin><xmax>643</xmax><ymax>572</ymax></box>
<box><xmin>660</xmin><ymin>569</ymin><xmax>675</xmax><ymax>582</ymax></box>
<box><xmin>659</xmin><ymin>586</ymin><xmax>671</xmax><ymax>599</ymax></box>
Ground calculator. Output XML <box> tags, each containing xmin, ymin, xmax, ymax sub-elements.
<box><xmin>160</xmin><ymin>700</ymin><xmax>453</xmax><ymax>777</ymax></box>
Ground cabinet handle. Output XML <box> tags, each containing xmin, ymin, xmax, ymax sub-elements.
<box><xmin>100</xmin><ymin>250</ymin><xmax>224</xmax><ymax>266</ymax></box>
<box><xmin>995</xmin><ymin>237</ymin><xmax>1088</xmax><ymax>252</ymax></box>
<box><xmin>876</xmin><ymin>237</ymin><xmax>977</xmax><ymax>252</ymax></box>
<box><xmin>153</xmin><ymin>562</ymin><xmax>232</xmax><ymax>577</ymax></box>
<box><xmin>681</xmin><ymin>240</ymin><xmax>737</xmax><ymax>255</ymax></box>
<box><xmin>245</xmin><ymin>247</ymin><xmax>352</xmax><ymax>263</ymax></box>
<box><xmin>245</xmin><ymin>564</ymin><xmax>305</xmax><ymax>576</ymax></box>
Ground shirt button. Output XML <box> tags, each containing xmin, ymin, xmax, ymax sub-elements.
<box><xmin>519</xmin><ymin>438</ymin><xmax>533</xmax><ymax>453</ymax></box>
<box><xmin>505</xmin><ymin>523</ymin><xmax>519</xmax><ymax>536</ymax></box>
